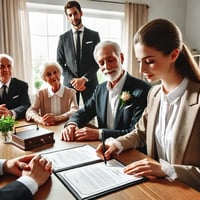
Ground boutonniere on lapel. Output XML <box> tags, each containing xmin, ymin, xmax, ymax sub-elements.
<box><xmin>119</xmin><ymin>91</ymin><xmax>133</xmax><ymax>109</ymax></box>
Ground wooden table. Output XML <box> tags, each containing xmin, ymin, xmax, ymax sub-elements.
<box><xmin>0</xmin><ymin>121</ymin><xmax>199</xmax><ymax>200</ymax></box>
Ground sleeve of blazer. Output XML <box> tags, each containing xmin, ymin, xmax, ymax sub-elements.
<box><xmin>65</xmin><ymin>86</ymin><xmax>98</xmax><ymax>126</ymax></box>
<box><xmin>82</xmin><ymin>30</ymin><xmax>100</xmax><ymax>81</ymax></box>
<box><xmin>57</xmin><ymin>32</ymin><xmax>76</xmax><ymax>81</ymax></box>
<box><xmin>10</xmin><ymin>78</ymin><xmax>31</xmax><ymax>120</ymax></box>
<box><xmin>0</xmin><ymin>181</ymin><xmax>33</xmax><ymax>200</ymax></box>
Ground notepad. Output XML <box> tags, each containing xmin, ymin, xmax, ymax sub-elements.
<box><xmin>42</xmin><ymin>145</ymin><xmax>146</xmax><ymax>200</ymax></box>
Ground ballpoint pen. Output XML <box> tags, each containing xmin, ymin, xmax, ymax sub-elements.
<box><xmin>101</xmin><ymin>131</ymin><xmax>107</xmax><ymax>165</ymax></box>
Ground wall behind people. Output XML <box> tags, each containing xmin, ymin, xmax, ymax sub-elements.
<box><xmin>26</xmin><ymin>0</ymin><xmax>200</xmax><ymax>55</ymax></box>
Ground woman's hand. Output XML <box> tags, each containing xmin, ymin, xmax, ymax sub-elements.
<box><xmin>96</xmin><ymin>142</ymin><xmax>119</xmax><ymax>161</ymax></box>
<box><xmin>124</xmin><ymin>158</ymin><xmax>166</xmax><ymax>179</ymax></box>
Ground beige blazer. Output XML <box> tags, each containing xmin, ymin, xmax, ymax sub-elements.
<box><xmin>117</xmin><ymin>80</ymin><xmax>200</xmax><ymax>191</ymax></box>
<box><xmin>26</xmin><ymin>87</ymin><xmax>78</xmax><ymax>121</ymax></box>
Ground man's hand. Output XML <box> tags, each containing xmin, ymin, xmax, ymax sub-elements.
<box><xmin>74</xmin><ymin>127</ymin><xmax>99</xmax><ymax>141</ymax></box>
<box><xmin>70</xmin><ymin>77</ymin><xmax>87</xmax><ymax>91</ymax></box>
<box><xmin>0</xmin><ymin>104</ymin><xmax>12</xmax><ymax>117</ymax></box>
<box><xmin>3</xmin><ymin>155</ymin><xmax>35</xmax><ymax>177</ymax></box>
<box><xmin>22</xmin><ymin>155</ymin><xmax>52</xmax><ymax>187</ymax></box>
<box><xmin>61</xmin><ymin>124</ymin><xmax>78</xmax><ymax>141</ymax></box>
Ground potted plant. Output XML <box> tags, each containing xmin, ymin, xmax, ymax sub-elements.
<box><xmin>0</xmin><ymin>115</ymin><xmax>17</xmax><ymax>143</ymax></box>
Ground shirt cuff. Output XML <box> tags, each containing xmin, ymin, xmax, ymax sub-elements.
<box><xmin>0</xmin><ymin>159</ymin><xmax>6</xmax><ymax>175</ymax></box>
<box><xmin>98</xmin><ymin>129</ymin><xmax>102</xmax><ymax>140</ymax></box>
<box><xmin>82</xmin><ymin>76</ymin><xmax>88</xmax><ymax>82</ymax></box>
<box><xmin>159</xmin><ymin>159</ymin><xmax>178</xmax><ymax>182</ymax></box>
<box><xmin>106</xmin><ymin>137</ymin><xmax>124</xmax><ymax>154</ymax></box>
<box><xmin>17</xmin><ymin>176</ymin><xmax>38</xmax><ymax>195</ymax></box>
<box><xmin>10</xmin><ymin>110</ymin><xmax>16</xmax><ymax>119</ymax></box>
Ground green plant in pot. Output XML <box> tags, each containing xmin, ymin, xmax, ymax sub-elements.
<box><xmin>0</xmin><ymin>115</ymin><xmax>17</xmax><ymax>143</ymax></box>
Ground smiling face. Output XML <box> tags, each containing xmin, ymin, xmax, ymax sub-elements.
<box><xmin>134</xmin><ymin>43</ymin><xmax>179</xmax><ymax>84</ymax></box>
<box><xmin>0</xmin><ymin>57</ymin><xmax>12</xmax><ymax>84</ymax></box>
<box><xmin>95</xmin><ymin>45</ymin><xmax>124</xmax><ymax>82</ymax></box>
<box><xmin>66</xmin><ymin>6</ymin><xmax>82</xmax><ymax>28</ymax></box>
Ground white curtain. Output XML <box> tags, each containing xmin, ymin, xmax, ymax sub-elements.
<box><xmin>123</xmin><ymin>3</ymin><xmax>149</xmax><ymax>79</ymax></box>
<box><xmin>0</xmin><ymin>0</ymin><xmax>33</xmax><ymax>92</ymax></box>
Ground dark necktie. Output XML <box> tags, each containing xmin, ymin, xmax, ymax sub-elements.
<box><xmin>76</xmin><ymin>31</ymin><xmax>81</xmax><ymax>66</ymax></box>
<box><xmin>1</xmin><ymin>85</ymin><xmax>8</xmax><ymax>103</ymax></box>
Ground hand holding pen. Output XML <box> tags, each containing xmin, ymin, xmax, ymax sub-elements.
<box><xmin>96</xmin><ymin>136</ymin><xmax>120</xmax><ymax>162</ymax></box>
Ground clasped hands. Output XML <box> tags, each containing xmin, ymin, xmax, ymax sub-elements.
<box><xmin>96</xmin><ymin>143</ymin><xmax>166</xmax><ymax>179</ymax></box>
<box><xmin>36</xmin><ymin>113</ymin><xmax>57</xmax><ymax>126</ymax></box>
<box><xmin>0</xmin><ymin>104</ymin><xmax>12</xmax><ymax>117</ymax></box>
<box><xmin>3</xmin><ymin>154</ymin><xmax>52</xmax><ymax>187</ymax></box>
<box><xmin>61</xmin><ymin>124</ymin><xmax>99</xmax><ymax>141</ymax></box>
<box><xmin>70</xmin><ymin>77</ymin><xmax>87</xmax><ymax>92</ymax></box>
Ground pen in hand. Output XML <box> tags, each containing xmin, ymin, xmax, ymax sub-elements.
<box><xmin>102</xmin><ymin>132</ymin><xmax>107</xmax><ymax>165</ymax></box>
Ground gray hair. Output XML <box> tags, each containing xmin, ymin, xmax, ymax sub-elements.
<box><xmin>0</xmin><ymin>54</ymin><xmax>14</xmax><ymax>67</ymax></box>
<box><xmin>93</xmin><ymin>40</ymin><xmax>122</xmax><ymax>61</ymax></box>
<box><xmin>39</xmin><ymin>61</ymin><xmax>63</xmax><ymax>81</ymax></box>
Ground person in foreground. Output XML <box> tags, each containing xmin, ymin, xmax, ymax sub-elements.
<box><xmin>0</xmin><ymin>155</ymin><xmax>52</xmax><ymax>200</ymax></box>
<box><xmin>61</xmin><ymin>41</ymin><xmax>151</xmax><ymax>142</ymax></box>
<box><xmin>26</xmin><ymin>61</ymin><xmax>78</xmax><ymax>126</ymax></box>
<box><xmin>57</xmin><ymin>0</ymin><xmax>100</xmax><ymax>105</ymax></box>
<box><xmin>0</xmin><ymin>54</ymin><xmax>31</xmax><ymax>119</ymax></box>
<box><xmin>96</xmin><ymin>19</ymin><xmax>200</xmax><ymax>191</ymax></box>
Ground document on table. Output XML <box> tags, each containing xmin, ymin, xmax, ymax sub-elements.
<box><xmin>42</xmin><ymin>145</ymin><xmax>101</xmax><ymax>172</ymax></box>
<box><xmin>56</xmin><ymin>159</ymin><xmax>145</xmax><ymax>200</ymax></box>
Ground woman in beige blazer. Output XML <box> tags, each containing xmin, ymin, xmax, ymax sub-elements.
<box><xmin>26</xmin><ymin>61</ymin><xmax>78</xmax><ymax>126</ymax></box>
<box><xmin>96</xmin><ymin>19</ymin><xmax>200</xmax><ymax>191</ymax></box>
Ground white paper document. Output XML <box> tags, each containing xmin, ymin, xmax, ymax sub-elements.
<box><xmin>42</xmin><ymin>145</ymin><xmax>101</xmax><ymax>171</ymax></box>
<box><xmin>57</xmin><ymin>159</ymin><xmax>144</xmax><ymax>199</ymax></box>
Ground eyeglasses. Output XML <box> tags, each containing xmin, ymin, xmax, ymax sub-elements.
<box><xmin>0</xmin><ymin>63</ymin><xmax>12</xmax><ymax>69</ymax></box>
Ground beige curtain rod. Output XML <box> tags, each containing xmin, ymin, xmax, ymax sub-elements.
<box><xmin>90</xmin><ymin>1</ymin><xmax>149</xmax><ymax>8</ymax></box>
<box><xmin>90</xmin><ymin>0</ymin><xmax>125</xmax><ymax>4</ymax></box>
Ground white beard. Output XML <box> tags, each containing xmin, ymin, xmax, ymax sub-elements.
<box><xmin>104</xmin><ymin>68</ymin><xmax>122</xmax><ymax>82</ymax></box>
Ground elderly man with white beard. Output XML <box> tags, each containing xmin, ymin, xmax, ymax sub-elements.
<box><xmin>61</xmin><ymin>41</ymin><xmax>151</xmax><ymax>149</ymax></box>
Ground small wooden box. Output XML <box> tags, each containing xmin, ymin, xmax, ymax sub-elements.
<box><xmin>11</xmin><ymin>124</ymin><xmax>55</xmax><ymax>150</ymax></box>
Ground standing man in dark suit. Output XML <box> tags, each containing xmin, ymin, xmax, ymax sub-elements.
<box><xmin>0</xmin><ymin>54</ymin><xmax>31</xmax><ymax>119</ymax></box>
<box><xmin>57</xmin><ymin>1</ymin><xmax>100</xmax><ymax>105</ymax></box>
<box><xmin>0</xmin><ymin>155</ymin><xmax>52</xmax><ymax>200</ymax></box>
<box><xmin>61</xmin><ymin>41</ymin><xmax>151</xmax><ymax>143</ymax></box>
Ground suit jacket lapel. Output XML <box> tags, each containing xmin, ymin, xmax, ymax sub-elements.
<box><xmin>69</xmin><ymin>30</ymin><xmax>76</xmax><ymax>59</ymax></box>
<box><xmin>101</xmin><ymin>88</ymin><xmax>108</xmax><ymax>124</ymax></box>
<box><xmin>171</xmin><ymin>81</ymin><xmax>200</xmax><ymax>163</ymax></box>
<box><xmin>113</xmin><ymin>75</ymin><xmax>130</xmax><ymax>128</ymax></box>
<box><xmin>146</xmin><ymin>86</ymin><xmax>161</xmax><ymax>158</ymax></box>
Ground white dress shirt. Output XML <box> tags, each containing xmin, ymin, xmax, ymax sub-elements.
<box><xmin>47</xmin><ymin>84</ymin><xmax>65</xmax><ymax>115</ymax></box>
<box><xmin>72</xmin><ymin>26</ymin><xmax>84</xmax><ymax>55</ymax></box>
<box><xmin>106</xmin><ymin>71</ymin><xmax>127</xmax><ymax>129</ymax></box>
<box><xmin>155</xmin><ymin>78</ymin><xmax>188</xmax><ymax>162</ymax></box>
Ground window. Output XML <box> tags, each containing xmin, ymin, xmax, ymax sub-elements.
<box><xmin>28</xmin><ymin>4</ymin><xmax>124</xmax><ymax>91</ymax></box>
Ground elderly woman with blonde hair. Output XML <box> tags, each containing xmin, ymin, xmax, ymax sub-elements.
<box><xmin>26</xmin><ymin>61</ymin><xmax>78</xmax><ymax>126</ymax></box>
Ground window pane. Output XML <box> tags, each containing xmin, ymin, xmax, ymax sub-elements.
<box><xmin>47</xmin><ymin>14</ymin><xmax>64</xmax><ymax>35</ymax></box>
<box><xmin>29</xmin><ymin>12</ymin><xmax>47</xmax><ymax>35</ymax></box>
<box><xmin>48</xmin><ymin>36</ymin><xmax>59</xmax><ymax>59</ymax></box>
<box><xmin>31</xmin><ymin>36</ymin><xmax>48</xmax><ymax>59</ymax></box>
